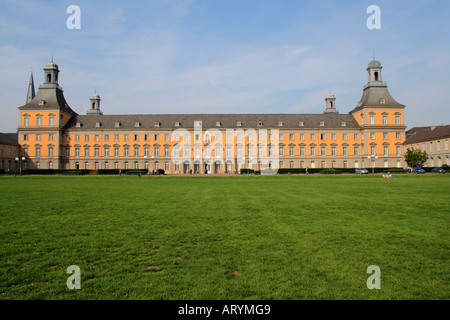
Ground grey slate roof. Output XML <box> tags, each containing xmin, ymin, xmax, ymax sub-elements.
<box><xmin>350</xmin><ymin>85</ymin><xmax>405</xmax><ymax>113</ymax></box>
<box><xmin>18</xmin><ymin>85</ymin><xmax>77</xmax><ymax>115</ymax></box>
<box><xmin>0</xmin><ymin>133</ymin><xmax>19</xmax><ymax>146</ymax></box>
<box><xmin>65</xmin><ymin>113</ymin><xmax>361</xmax><ymax>130</ymax></box>
<box><xmin>404</xmin><ymin>125</ymin><xmax>450</xmax><ymax>145</ymax></box>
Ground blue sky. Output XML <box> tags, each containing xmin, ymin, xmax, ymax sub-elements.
<box><xmin>0</xmin><ymin>0</ymin><xmax>449</xmax><ymax>132</ymax></box>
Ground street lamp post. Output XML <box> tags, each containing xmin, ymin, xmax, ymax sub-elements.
<box><xmin>367</xmin><ymin>156</ymin><xmax>378</xmax><ymax>174</ymax></box>
<box><xmin>15</xmin><ymin>157</ymin><xmax>26</xmax><ymax>175</ymax></box>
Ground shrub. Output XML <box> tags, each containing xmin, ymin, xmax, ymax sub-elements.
<box><xmin>319</xmin><ymin>169</ymin><xmax>342</xmax><ymax>174</ymax></box>
<box><xmin>157</xmin><ymin>169</ymin><xmax>165</xmax><ymax>175</ymax></box>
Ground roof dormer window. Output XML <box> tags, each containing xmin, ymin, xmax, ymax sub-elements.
<box><xmin>175</xmin><ymin>122</ymin><xmax>181</xmax><ymax>127</ymax></box>
<box><xmin>237</xmin><ymin>121</ymin><xmax>242</xmax><ymax>127</ymax></box>
<box><xmin>154</xmin><ymin>122</ymin><xmax>160</xmax><ymax>128</ymax></box>
<box><xmin>95</xmin><ymin>122</ymin><xmax>102</xmax><ymax>128</ymax></box>
<box><xmin>115</xmin><ymin>121</ymin><xmax>121</xmax><ymax>128</ymax></box>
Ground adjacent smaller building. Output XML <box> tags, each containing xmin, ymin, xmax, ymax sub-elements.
<box><xmin>0</xmin><ymin>133</ymin><xmax>21</xmax><ymax>171</ymax></box>
<box><xmin>403</xmin><ymin>125</ymin><xmax>450</xmax><ymax>167</ymax></box>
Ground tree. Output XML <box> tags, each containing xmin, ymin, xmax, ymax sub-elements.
<box><xmin>404</xmin><ymin>147</ymin><xmax>429</xmax><ymax>168</ymax></box>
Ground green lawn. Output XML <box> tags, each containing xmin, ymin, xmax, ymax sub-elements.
<box><xmin>0</xmin><ymin>174</ymin><xmax>448</xmax><ymax>300</ymax></box>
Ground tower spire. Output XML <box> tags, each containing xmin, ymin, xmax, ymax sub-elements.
<box><xmin>26</xmin><ymin>70</ymin><xmax>35</xmax><ymax>104</ymax></box>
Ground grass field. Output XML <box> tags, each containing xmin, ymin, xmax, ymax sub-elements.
<box><xmin>0</xmin><ymin>174</ymin><xmax>448</xmax><ymax>300</ymax></box>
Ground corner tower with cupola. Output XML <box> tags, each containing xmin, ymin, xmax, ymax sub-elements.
<box><xmin>349</xmin><ymin>58</ymin><xmax>406</xmax><ymax>169</ymax></box>
<box><xmin>17</xmin><ymin>60</ymin><xmax>78</xmax><ymax>169</ymax></box>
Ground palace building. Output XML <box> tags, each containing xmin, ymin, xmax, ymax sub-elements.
<box><xmin>403</xmin><ymin>125</ymin><xmax>450</xmax><ymax>167</ymax></box>
<box><xmin>16</xmin><ymin>58</ymin><xmax>407</xmax><ymax>174</ymax></box>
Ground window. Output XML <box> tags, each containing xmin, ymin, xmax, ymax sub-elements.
<box><xmin>310</xmin><ymin>134</ymin><xmax>315</xmax><ymax>140</ymax></box>
<box><xmin>134</xmin><ymin>147</ymin><xmax>139</xmax><ymax>157</ymax></box>
<box><xmin>370</xmin><ymin>145</ymin><xmax>376</xmax><ymax>156</ymax></box>
<box><xmin>154</xmin><ymin>134</ymin><xmax>159</xmax><ymax>141</ymax></box>
<box><xmin>321</xmin><ymin>145</ymin><xmax>326</xmax><ymax>156</ymax></box>
<box><xmin>49</xmin><ymin>116</ymin><xmax>55</xmax><ymax>127</ymax></box>
<box><xmin>331</xmin><ymin>134</ymin><xmax>336</xmax><ymax>141</ymax></box>
<box><xmin>84</xmin><ymin>147</ymin><xmax>90</xmax><ymax>157</ymax></box>
<box><xmin>353</xmin><ymin>145</ymin><xmax>359</xmax><ymax>156</ymax></box>
<box><xmin>154</xmin><ymin>122</ymin><xmax>160</xmax><ymax>128</ymax></box>
<box><xmin>342</xmin><ymin>133</ymin><xmax>347</xmax><ymax>141</ymax></box>
<box><xmin>369</xmin><ymin>113</ymin><xmax>375</xmax><ymax>125</ymax></box>
<box><xmin>227</xmin><ymin>146</ymin><xmax>233</xmax><ymax>157</ymax></box>
<box><xmin>300</xmin><ymin>146</ymin><xmax>305</xmax><ymax>156</ymax></box>
<box><xmin>395</xmin><ymin>114</ymin><xmax>401</xmax><ymax>125</ymax></box>
<box><xmin>104</xmin><ymin>134</ymin><xmax>109</xmax><ymax>142</ymax></box>
<box><xmin>164</xmin><ymin>146</ymin><xmax>170</xmax><ymax>157</ymax></box>
<box><xmin>154</xmin><ymin>145</ymin><xmax>160</xmax><ymax>157</ymax></box>
<box><xmin>279</xmin><ymin>145</ymin><xmax>284</xmax><ymax>156</ymax></box>
<box><xmin>343</xmin><ymin>161</ymin><xmax>348</xmax><ymax>168</ymax></box>
<box><xmin>48</xmin><ymin>146</ymin><xmax>54</xmax><ymax>158</ymax></box>
<box><xmin>383</xmin><ymin>132</ymin><xmax>388</xmax><ymax>140</ymax></box>
<box><xmin>237</xmin><ymin>145</ymin><xmax>243</xmax><ymax>157</ymax></box>
<box><xmin>194</xmin><ymin>121</ymin><xmax>202</xmax><ymax>127</ymax></box>
<box><xmin>310</xmin><ymin>145</ymin><xmax>316</xmax><ymax>156</ymax></box>
<box><xmin>164</xmin><ymin>134</ymin><xmax>169</xmax><ymax>141</ymax></box>
<box><xmin>23</xmin><ymin>116</ymin><xmax>30</xmax><ymax>127</ymax></box>
<box><xmin>114</xmin><ymin>134</ymin><xmax>119</xmax><ymax>142</ymax></box>
<box><xmin>195</xmin><ymin>145</ymin><xmax>201</xmax><ymax>158</ymax></box>
<box><xmin>300</xmin><ymin>133</ymin><xmax>305</xmax><ymax>141</ymax></box>
<box><xmin>396</xmin><ymin>133</ymin><xmax>401</xmax><ymax>140</ymax></box>
<box><xmin>36</xmin><ymin>116</ymin><xmax>42</xmax><ymax>127</ymax></box>
<box><xmin>74</xmin><ymin>147</ymin><xmax>80</xmax><ymax>157</ymax></box>
<box><xmin>354</xmin><ymin>133</ymin><xmax>359</xmax><ymax>140</ymax></box>
<box><xmin>23</xmin><ymin>134</ymin><xmax>28</xmax><ymax>141</ymax></box>
<box><xmin>370</xmin><ymin>132</ymin><xmax>376</xmax><ymax>140</ymax></box>
<box><xmin>289</xmin><ymin>146</ymin><xmax>295</xmax><ymax>156</ymax></box>
<box><xmin>290</xmin><ymin>161</ymin><xmax>294</xmax><ymax>168</ymax></box>
<box><xmin>84</xmin><ymin>135</ymin><xmax>90</xmax><ymax>142</ymax></box>
<box><xmin>123</xmin><ymin>147</ymin><xmax>129</xmax><ymax>157</ymax></box>
<box><xmin>94</xmin><ymin>148</ymin><xmax>100</xmax><ymax>157</ymax></box>
<box><xmin>320</xmin><ymin>134</ymin><xmax>326</xmax><ymax>141</ymax></box>
<box><xmin>331</xmin><ymin>146</ymin><xmax>337</xmax><ymax>156</ymax></box>
<box><xmin>279</xmin><ymin>134</ymin><xmax>284</xmax><ymax>140</ymax></box>
<box><xmin>114</xmin><ymin>147</ymin><xmax>120</xmax><ymax>157</ymax></box>
<box><xmin>383</xmin><ymin>145</ymin><xmax>389</xmax><ymax>157</ymax></box>
<box><xmin>104</xmin><ymin>148</ymin><xmax>110</xmax><ymax>157</ymax></box>
<box><xmin>382</xmin><ymin>114</ymin><xmax>388</xmax><ymax>125</ymax></box>
<box><xmin>342</xmin><ymin>146</ymin><xmax>348</xmax><ymax>156</ymax></box>
<box><xmin>124</xmin><ymin>134</ymin><xmax>129</xmax><ymax>142</ymax></box>
<box><xmin>289</xmin><ymin>133</ymin><xmax>294</xmax><ymax>140</ymax></box>
<box><xmin>94</xmin><ymin>135</ymin><xmax>99</xmax><ymax>142</ymax></box>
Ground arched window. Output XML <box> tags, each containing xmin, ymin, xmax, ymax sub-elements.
<box><xmin>374</xmin><ymin>72</ymin><xmax>379</xmax><ymax>81</ymax></box>
<box><xmin>47</xmin><ymin>74</ymin><xmax>51</xmax><ymax>83</ymax></box>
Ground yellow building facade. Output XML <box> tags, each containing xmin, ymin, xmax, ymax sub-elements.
<box><xmin>17</xmin><ymin>59</ymin><xmax>406</xmax><ymax>173</ymax></box>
